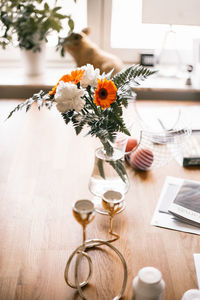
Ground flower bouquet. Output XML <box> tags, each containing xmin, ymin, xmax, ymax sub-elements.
<box><xmin>8</xmin><ymin>64</ymin><xmax>155</xmax><ymax>182</ymax></box>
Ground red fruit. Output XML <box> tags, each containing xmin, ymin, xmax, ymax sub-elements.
<box><xmin>129</xmin><ymin>148</ymin><xmax>154</xmax><ymax>171</ymax></box>
<box><xmin>125</xmin><ymin>138</ymin><xmax>138</xmax><ymax>153</ymax></box>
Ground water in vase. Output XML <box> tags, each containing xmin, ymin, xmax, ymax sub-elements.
<box><xmin>88</xmin><ymin>147</ymin><xmax>130</xmax><ymax>197</ymax></box>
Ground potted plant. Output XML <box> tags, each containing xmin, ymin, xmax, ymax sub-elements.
<box><xmin>0</xmin><ymin>0</ymin><xmax>75</xmax><ymax>75</ymax></box>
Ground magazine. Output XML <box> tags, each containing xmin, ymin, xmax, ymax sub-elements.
<box><xmin>168</xmin><ymin>180</ymin><xmax>200</xmax><ymax>227</ymax></box>
<box><xmin>151</xmin><ymin>176</ymin><xmax>200</xmax><ymax>235</ymax></box>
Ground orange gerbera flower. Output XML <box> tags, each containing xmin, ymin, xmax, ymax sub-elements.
<box><xmin>49</xmin><ymin>69</ymin><xmax>85</xmax><ymax>96</ymax></box>
<box><xmin>94</xmin><ymin>78</ymin><xmax>117</xmax><ymax>109</ymax></box>
<box><xmin>70</xmin><ymin>69</ymin><xmax>85</xmax><ymax>84</ymax></box>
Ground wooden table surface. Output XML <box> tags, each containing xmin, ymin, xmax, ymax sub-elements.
<box><xmin>0</xmin><ymin>99</ymin><xmax>200</xmax><ymax>300</ymax></box>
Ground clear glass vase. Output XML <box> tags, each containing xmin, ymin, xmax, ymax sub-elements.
<box><xmin>88</xmin><ymin>147</ymin><xmax>130</xmax><ymax>197</ymax></box>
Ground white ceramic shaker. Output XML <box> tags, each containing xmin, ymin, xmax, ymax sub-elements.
<box><xmin>181</xmin><ymin>289</ymin><xmax>200</xmax><ymax>300</ymax></box>
<box><xmin>132</xmin><ymin>266</ymin><xmax>165</xmax><ymax>300</ymax></box>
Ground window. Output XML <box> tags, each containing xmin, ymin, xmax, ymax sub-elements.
<box><xmin>1</xmin><ymin>0</ymin><xmax>200</xmax><ymax>67</ymax></box>
<box><xmin>103</xmin><ymin>0</ymin><xmax>200</xmax><ymax>64</ymax></box>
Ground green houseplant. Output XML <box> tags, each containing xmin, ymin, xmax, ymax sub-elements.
<box><xmin>0</xmin><ymin>0</ymin><xmax>75</xmax><ymax>75</ymax></box>
<box><xmin>0</xmin><ymin>0</ymin><xmax>75</xmax><ymax>52</ymax></box>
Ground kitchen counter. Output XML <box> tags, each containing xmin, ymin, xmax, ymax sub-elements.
<box><xmin>0</xmin><ymin>67</ymin><xmax>200</xmax><ymax>100</ymax></box>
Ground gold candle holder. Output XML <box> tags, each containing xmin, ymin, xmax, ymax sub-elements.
<box><xmin>93</xmin><ymin>190</ymin><xmax>125</xmax><ymax>242</ymax></box>
<box><xmin>64</xmin><ymin>199</ymin><xmax>128</xmax><ymax>299</ymax></box>
<box><xmin>65</xmin><ymin>199</ymin><xmax>95</xmax><ymax>290</ymax></box>
<box><xmin>102</xmin><ymin>190</ymin><xmax>125</xmax><ymax>241</ymax></box>
<box><xmin>72</xmin><ymin>199</ymin><xmax>95</xmax><ymax>244</ymax></box>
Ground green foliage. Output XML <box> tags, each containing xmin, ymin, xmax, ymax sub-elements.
<box><xmin>61</xmin><ymin>110</ymin><xmax>74</xmax><ymax>126</ymax></box>
<box><xmin>7</xmin><ymin>90</ymin><xmax>53</xmax><ymax>119</ymax></box>
<box><xmin>109</xmin><ymin>159</ymin><xmax>127</xmax><ymax>182</ymax></box>
<box><xmin>97</xmin><ymin>158</ymin><xmax>105</xmax><ymax>179</ymax></box>
<box><xmin>56</xmin><ymin>17</ymin><xmax>75</xmax><ymax>57</ymax></box>
<box><xmin>113</xmin><ymin>65</ymin><xmax>157</xmax><ymax>89</ymax></box>
<box><xmin>56</xmin><ymin>37</ymin><xmax>66</xmax><ymax>57</ymax></box>
<box><xmin>0</xmin><ymin>0</ymin><xmax>75</xmax><ymax>52</ymax></box>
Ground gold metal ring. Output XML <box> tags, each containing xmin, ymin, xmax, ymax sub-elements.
<box><xmin>65</xmin><ymin>238</ymin><xmax>128</xmax><ymax>300</ymax></box>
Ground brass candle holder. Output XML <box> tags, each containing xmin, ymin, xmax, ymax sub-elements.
<box><xmin>101</xmin><ymin>190</ymin><xmax>125</xmax><ymax>241</ymax></box>
<box><xmin>93</xmin><ymin>190</ymin><xmax>126</xmax><ymax>242</ymax></box>
<box><xmin>65</xmin><ymin>200</ymin><xmax>95</xmax><ymax>290</ymax></box>
<box><xmin>64</xmin><ymin>199</ymin><xmax>128</xmax><ymax>300</ymax></box>
<box><xmin>72</xmin><ymin>199</ymin><xmax>95</xmax><ymax>244</ymax></box>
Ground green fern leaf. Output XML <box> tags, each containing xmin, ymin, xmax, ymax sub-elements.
<box><xmin>113</xmin><ymin>64</ymin><xmax>156</xmax><ymax>88</ymax></box>
<box><xmin>6</xmin><ymin>90</ymin><xmax>53</xmax><ymax>119</ymax></box>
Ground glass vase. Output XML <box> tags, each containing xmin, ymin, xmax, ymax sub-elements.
<box><xmin>88</xmin><ymin>146</ymin><xmax>130</xmax><ymax>197</ymax></box>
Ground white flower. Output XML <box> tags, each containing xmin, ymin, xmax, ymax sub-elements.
<box><xmin>80</xmin><ymin>64</ymin><xmax>100</xmax><ymax>88</ymax></box>
<box><xmin>55</xmin><ymin>81</ymin><xmax>85</xmax><ymax>113</ymax></box>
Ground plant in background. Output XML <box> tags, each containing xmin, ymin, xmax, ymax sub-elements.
<box><xmin>0</xmin><ymin>0</ymin><xmax>75</xmax><ymax>52</ymax></box>
<box><xmin>7</xmin><ymin>64</ymin><xmax>155</xmax><ymax>180</ymax></box>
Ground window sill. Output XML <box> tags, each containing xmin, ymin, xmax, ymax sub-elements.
<box><xmin>0</xmin><ymin>67</ymin><xmax>200</xmax><ymax>101</ymax></box>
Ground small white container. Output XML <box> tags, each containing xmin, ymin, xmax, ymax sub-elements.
<box><xmin>133</xmin><ymin>267</ymin><xmax>165</xmax><ymax>300</ymax></box>
<box><xmin>21</xmin><ymin>42</ymin><xmax>46</xmax><ymax>76</ymax></box>
<box><xmin>181</xmin><ymin>289</ymin><xmax>200</xmax><ymax>300</ymax></box>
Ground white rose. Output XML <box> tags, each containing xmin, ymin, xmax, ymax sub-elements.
<box><xmin>55</xmin><ymin>81</ymin><xmax>85</xmax><ymax>113</ymax></box>
<box><xmin>80</xmin><ymin>64</ymin><xmax>100</xmax><ymax>88</ymax></box>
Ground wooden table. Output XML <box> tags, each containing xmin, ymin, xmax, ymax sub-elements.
<box><xmin>0</xmin><ymin>100</ymin><xmax>200</xmax><ymax>300</ymax></box>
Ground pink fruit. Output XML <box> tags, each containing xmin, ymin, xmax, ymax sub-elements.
<box><xmin>125</xmin><ymin>138</ymin><xmax>138</xmax><ymax>153</ymax></box>
<box><xmin>129</xmin><ymin>148</ymin><xmax>154</xmax><ymax>170</ymax></box>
